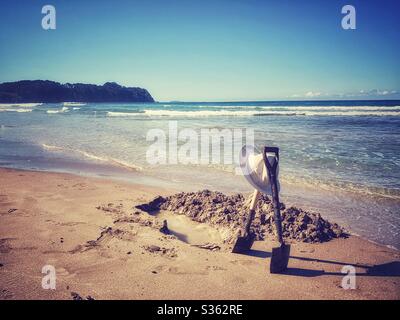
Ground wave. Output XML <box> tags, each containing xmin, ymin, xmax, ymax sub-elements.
<box><xmin>196</xmin><ymin>105</ymin><xmax>400</xmax><ymax>111</ymax></box>
<box><xmin>301</xmin><ymin>111</ymin><xmax>400</xmax><ymax>116</ymax></box>
<box><xmin>0</xmin><ymin>103</ymin><xmax>42</xmax><ymax>108</ymax></box>
<box><xmin>63</xmin><ymin>102</ymin><xmax>87</xmax><ymax>106</ymax></box>
<box><xmin>143</xmin><ymin>110</ymin><xmax>259</xmax><ymax>117</ymax></box>
<box><xmin>0</xmin><ymin>108</ymin><xmax>33</xmax><ymax>113</ymax></box>
<box><xmin>140</xmin><ymin>109</ymin><xmax>400</xmax><ymax>117</ymax></box>
<box><xmin>0</xmin><ymin>102</ymin><xmax>38</xmax><ymax>113</ymax></box>
<box><xmin>282</xmin><ymin>174</ymin><xmax>400</xmax><ymax>200</ymax></box>
<box><xmin>261</xmin><ymin>105</ymin><xmax>400</xmax><ymax>111</ymax></box>
<box><xmin>42</xmin><ymin>144</ymin><xmax>64</xmax><ymax>151</ymax></box>
<box><xmin>107</xmin><ymin>157</ymin><xmax>143</xmax><ymax>171</ymax></box>
<box><xmin>47</xmin><ymin>106</ymin><xmax>69</xmax><ymax>114</ymax></box>
<box><xmin>41</xmin><ymin>143</ymin><xmax>142</xmax><ymax>171</ymax></box>
<box><xmin>195</xmin><ymin>105</ymin><xmax>249</xmax><ymax>109</ymax></box>
<box><xmin>107</xmin><ymin>111</ymin><xmax>144</xmax><ymax>117</ymax></box>
<box><xmin>186</xmin><ymin>161</ymin><xmax>400</xmax><ymax>200</ymax></box>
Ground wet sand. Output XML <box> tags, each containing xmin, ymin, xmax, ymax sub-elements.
<box><xmin>0</xmin><ymin>168</ymin><xmax>399</xmax><ymax>300</ymax></box>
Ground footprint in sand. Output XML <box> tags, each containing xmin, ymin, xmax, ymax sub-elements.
<box><xmin>59</xmin><ymin>221</ymin><xmax>85</xmax><ymax>227</ymax></box>
<box><xmin>96</xmin><ymin>203</ymin><xmax>125</xmax><ymax>215</ymax></box>
<box><xmin>0</xmin><ymin>288</ymin><xmax>14</xmax><ymax>299</ymax></box>
<box><xmin>229</xmin><ymin>259</ymin><xmax>258</xmax><ymax>267</ymax></box>
<box><xmin>0</xmin><ymin>195</ymin><xmax>19</xmax><ymax>215</ymax></box>
<box><xmin>0</xmin><ymin>238</ymin><xmax>14</xmax><ymax>254</ymax></box>
<box><xmin>232</xmin><ymin>276</ymin><xmax>247</xmax><ymax>285</ymax></box>
<box><xmin>206</xmin><ymin>265</ymin><xmax>227</xmax><ymax>271</ymax></box>
<box><xmin>72</xmin><ymin>183</ymin><xmax>88</xmax><ymax>189</ymax></box>
<box><xmin>143</xmin><ymin>245</ymin><xmax>177</xmax><ymax>258</ymax></box>
<box><xmin>152</xmin><ymin>265</ymin><xmax>208</xmax><ymax>276</ymax></box>
<box><xmin>69</xmin><ymin>227</ymin><xmax>137</xmax><ymax>255</ymax></box>
<box><xmin>56</xmin><ymin>267</ymin><xmax>77</xmax><ymax>279</ymax></box>
<box><xmin>42</xmin><ymin>249</ymin><xmax>65</xmax><ymax>254</ymax></box>
<box><xmin>14</xmin><ymin>245</ymin><xmax>38</xmax><ymax>251</ymax></box>
<box><xmin>0</xmin><ymin>206</ymin><xmax>18</xmax><ymax>215</ymax></box>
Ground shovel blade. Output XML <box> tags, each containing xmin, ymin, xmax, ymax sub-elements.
<box><xmin>270</xmin><ymin>244</ymin><xmax>290</xmax><ymax>274</ymax></box>
<box><xmin>231</xmin><ymin>234</ymin><xmax>255</xmax><ymax>253</ymax></box>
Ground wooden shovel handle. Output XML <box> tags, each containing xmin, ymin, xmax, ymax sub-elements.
<box><xmin>244</xmin><ymin>190</ymin><xmax>259</xmax><ymax>235</ymax></box>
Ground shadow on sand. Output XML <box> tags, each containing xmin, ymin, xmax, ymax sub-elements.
<box><xmin>136</xmin><ymin>204</ymin><xmax>400</xmax><ymax>278</ymax></box>
<box><xmin>243</xmin><ymin>249</ymin><xmax>400</xmax><ymax>278</ymax></box>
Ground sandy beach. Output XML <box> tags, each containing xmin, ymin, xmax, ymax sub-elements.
<box><xmin>0</xmin><ymin>167</ymin><xmax>399</xmax><ymax>300</ymax></box>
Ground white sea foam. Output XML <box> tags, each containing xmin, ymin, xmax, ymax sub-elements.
<box><xmin>0</xmin><ymin>102</ymin><xmax>38</xmax><ymax>113</ymax></box>
<box><xmin>196</xmin><ymin>105</ymin><xmax>246</xmax><ymax>109</ymax></box>
<box><xmin>42</xmin><ymin>144</ymin><xmax>64</xmax><ymax>151</ymax></box>
<box><xmin>259</xmin><ymin>105</ymin><xmax>400</xmax><ymax>111</ymax></box>
<box><xmin>108</xmin><ymin>157</ymin><xmax>143</xmax><ymax>171</ymax></box>
<box><xmin>302</xmin><ymin>111</ymin><xmax>400</xmax><ymax>116</ymax></box>
<box><xmin>105</xmin><ymin>106</ymin><xmax>400</xmax><ymax>117</ymax></box>
<box><xmin>47</xmin><ymin>106</ymin><xmax>69</xmax><ymax>114</ymax></box>
<box><xmin>63</xmin><ymin>102</ymin><xmax>87</xmax><ymax>106</ymax></box>
<box><xmin>41</xmin><ymin>143</ymin><xmax>142</xmax><ymax>171</ymax></box>
<box><xmin>0</xmin><ymin>108</ymin><xmax>33</xmax><ymax>113</ymax></box>
<box><xmin>283</xmin><ymin>174</ymin><xmax>400</xmax><ymax>200</ymax></box>
<box><xmin>76</xmin><ymin>150</ymin><xmax>108</xmax><ymax>162</ymax></box>
<box><xmin>138</xmin><ymin>109</ymin><xmax>400</xmax><ymax>117</ymax></box>
<box><xmin>143</xmin><ymin>110</ymin><xmax>260</xmax><ymax>117</ymax></box>
<box><xmin>107</xmin><ymin>111</ymin><xmax>143</xmax><ymax>117</ymax></box>
<box><xmin>196</xmin><ymin>105</ymin><xmax>400</xmax><ymax>111</ymax></box>
<box><xmin>0</xmin><ymin>103</ymin><xmax>42</xmax><ymax>108</ymax></box>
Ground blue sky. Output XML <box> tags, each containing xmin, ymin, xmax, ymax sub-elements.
<box><xmin>0</xmin><ymin>0</ymin><xmax>399</xmax><ymax>101</ymax></box>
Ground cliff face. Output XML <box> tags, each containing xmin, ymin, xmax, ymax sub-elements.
<box><xmin>0</xmin><ymin>80</ymin><xmax>154</xmax><ymax>103</ymax></box>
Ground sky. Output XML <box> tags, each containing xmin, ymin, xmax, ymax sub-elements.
<box><xmin>0</xmin><ymin>0</ymin><xmax>399</xmax><ymax>101</ymax></box>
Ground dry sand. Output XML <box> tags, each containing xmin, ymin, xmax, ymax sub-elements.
<box><xmin>0</xmin><ymin>168</ymin><xmax>399</xmax><ymax>300</ymax></box>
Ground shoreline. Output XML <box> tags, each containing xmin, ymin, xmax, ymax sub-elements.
<box><xmin>2</xmin><ymin>163</ymin><xmax>398</xmax><ymax>251</ymax></box>
<box><xmin>0</xmin><ymin>167</ymin><xmax>399</xmax><ymax>300</ymax></box>
<box><xmin>2</xmin><ymin>99</ymin><xmax>400</xmax><ymax>249</ymax></box>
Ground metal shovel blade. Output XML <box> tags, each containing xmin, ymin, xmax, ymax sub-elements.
<box><xmin>231</xmin><ymin>233</ymin><xmax>255</xmax><ymax>253</ymax></box>
<box><xmin>270</xmin><ymin>244</ymin><xmax>291</xmax><ymax>274</ymax></box>
<box><xmin>232</xmin><ymin>191</ymin><xmax>259</xmax><ymax>254</ymax></box>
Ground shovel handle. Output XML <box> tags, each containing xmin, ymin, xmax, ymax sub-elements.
<box><xmin>263</xmin><ymin>146</ymin><xmax>284</xmax><ymax>245</ymax></box>
<box><xmin>244</xmin><ymin>190</ymin><xmax>259</xmax><ymax>236</ymax></box>
<box><xmin>263</xmin><ymin>147</ymin><xmax>279</xmax><ymax>171</ymax></box>
<box><xmin>271</xmin><ymin>175</ymin><xmax>284</xmax><ymax>245</ymax></box>
<box><xmin>264</xmin><ymin>146</ymin><xmax>279</xmax><ymax>157</ymax></box>
<box><xmin>249</xmin><ymin>189</ymin><xmax>259</xmax><ymax>211</ymax></box>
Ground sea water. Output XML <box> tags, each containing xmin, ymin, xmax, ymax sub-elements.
<box><xmin>0</xmin><ymin>100</ymin><xmax>399</xmax><ymax>249</ymax></box>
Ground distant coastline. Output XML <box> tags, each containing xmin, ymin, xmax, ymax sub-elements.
<box><xmin>0</xmin><ymin>80</ymin><xmax>154</xmax><ymax>103</ymax></box>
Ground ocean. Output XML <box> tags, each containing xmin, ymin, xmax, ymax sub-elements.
<box><xmin>1</xmin><ymin>100</ymin><xmax>399</xmax><ymax>249</ymax></box>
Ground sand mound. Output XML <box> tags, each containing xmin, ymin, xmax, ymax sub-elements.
<box><xmin>136</xmin><ymin>190</ymin><xmax>346</xmax><ymax>244</ymax></box>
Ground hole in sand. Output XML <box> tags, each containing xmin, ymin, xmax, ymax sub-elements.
<box><xmin>155</xmin><ymin>210</ymin><xmax>223</xmax><ymax>245</ymax></box>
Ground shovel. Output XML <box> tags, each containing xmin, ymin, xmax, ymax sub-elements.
<box><xmin>231</xmin><ymin>189</ymin><xmax>259</xmax><ymax>253</ymax></box>
<box><xmin>263</xmin><ymin>146</ymin><xmax>290</xmax><ymax>274</ymax></box>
